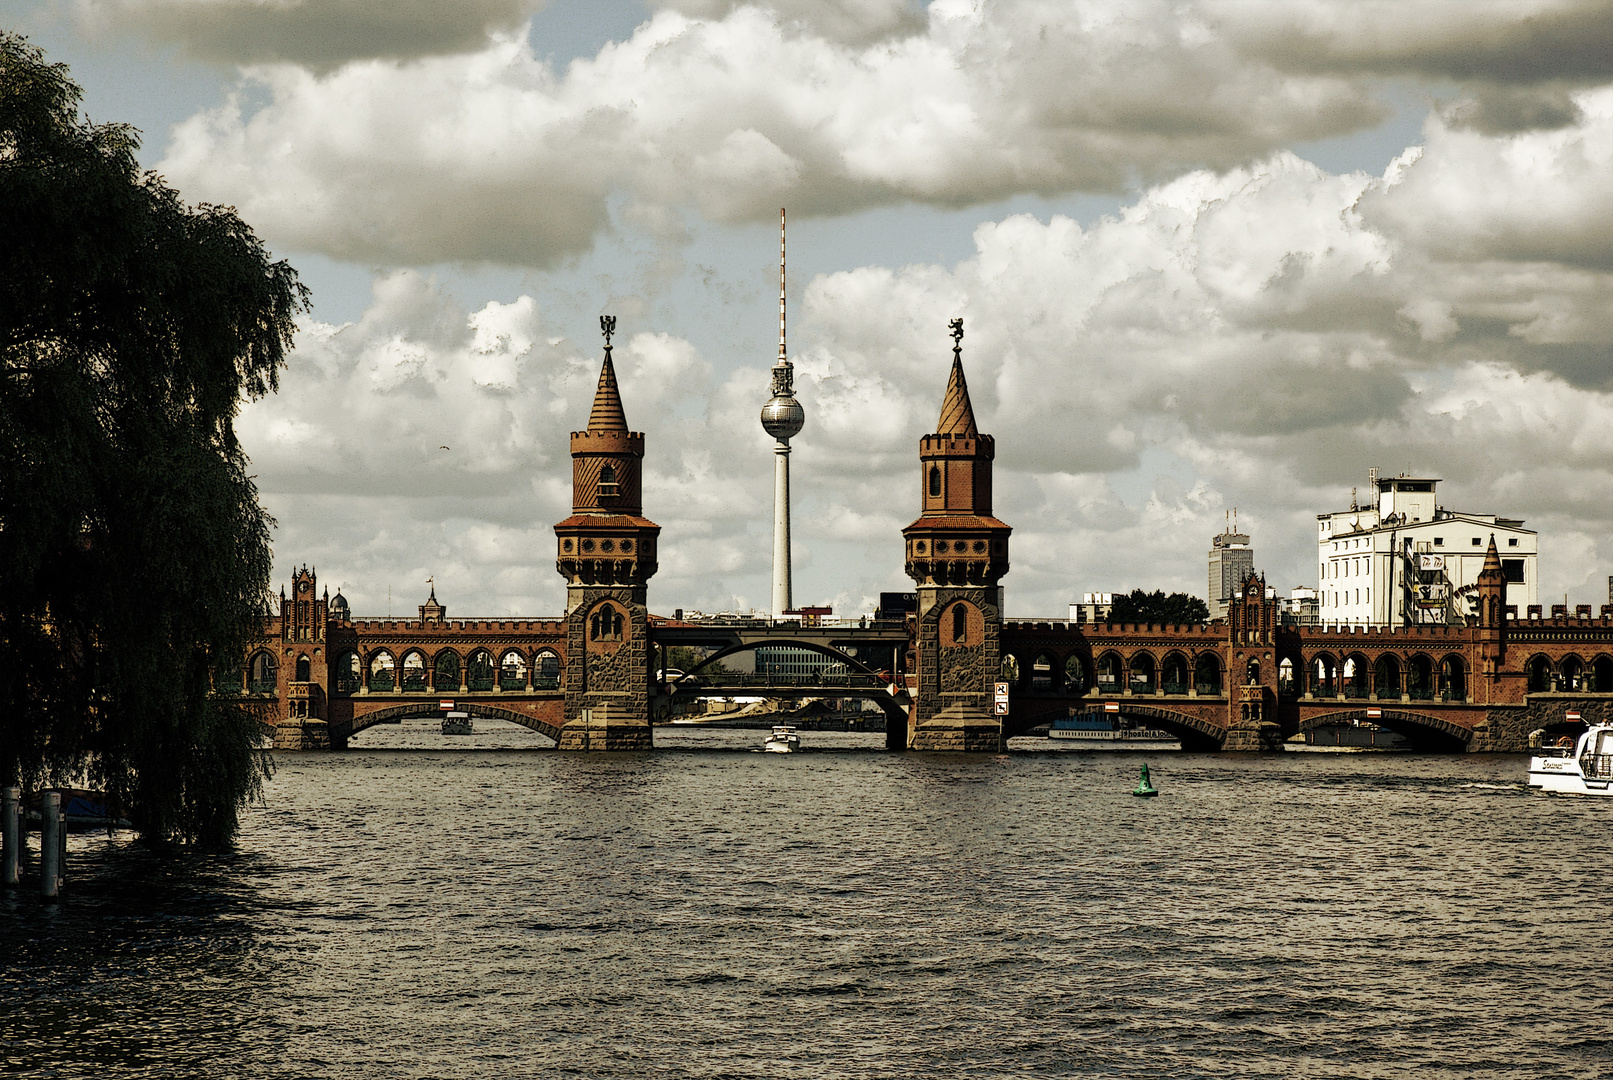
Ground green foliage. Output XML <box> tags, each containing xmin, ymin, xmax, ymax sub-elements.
<box><xmin>1107</xmin><ymin>589</ymin><xmax>1210</xmax><ymax>626</ymax></box>
<box><xmin>0</xmin><ymin>35</ymin><xmax>307</xmax><ymax>846</ymax></box>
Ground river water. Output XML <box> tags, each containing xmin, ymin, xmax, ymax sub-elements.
<box><xmin>3</xmin><ymin>720</ymin><xmax>1609</xmax><ymax>1079</ymax></box>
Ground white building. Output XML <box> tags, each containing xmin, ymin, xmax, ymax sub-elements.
<box><xmin>1069</xmin><ymin>593</ymin><xmax>1115</xmax><ymax>623</ymax></box>
<box><xmin>1316</xmin><ymin>474</ymin><xmax>1537</xmax><ymax>626</ymax></box>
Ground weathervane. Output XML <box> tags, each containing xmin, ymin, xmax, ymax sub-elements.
<box><xmin>949</xmin><ymin>317</ymin><xmax>964</xmax><ymax>359</ymax></box>
<box><xmin>600</xmin><ymin>314</ymin><xmax>616</xmax><ymax>352</ymax></box>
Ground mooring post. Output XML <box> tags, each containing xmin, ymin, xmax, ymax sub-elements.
<box><xmin>40</xmin><ymin>790</ymin><xmax>61</xmax><ymax>900</ymax></box>
<box><xmin>2</xmin><ymin>786</ymin><xmax>19</xmax><ymax>887</ymax></box>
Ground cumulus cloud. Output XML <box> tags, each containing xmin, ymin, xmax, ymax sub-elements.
<box><xmin>160</xmin><ymin>2</ymin><xmax>1392</xmax><ymax>266</ymax></box>
<box><xmin>74</xmin><ymin>0</ymin><xmax>550</xmax><ymax>69</ymax></box>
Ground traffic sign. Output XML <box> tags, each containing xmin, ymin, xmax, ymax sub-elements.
<box><xmin>1104</xmin><ymin>701</ymin><xmax>1120</xmax><ymax>713</ymax></box>
<box><xmin>994</xmin><ymin>682</ymin><xmax>1010</xmax><ymax>698</ymax></box>
<box><xmin>439</xmin><ymin>699</ymin><xmax>455</xmax><ymax>710</ymax></box>
<box><xmin>994</xmin><ymin>700</ymin><xmax>1009</xmax><ymax>715</ymax></box>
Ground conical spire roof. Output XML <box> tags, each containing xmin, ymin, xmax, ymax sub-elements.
<box><xmin>588</xmin><ymin>351</ymin><xmax>629</xmax><ymax>433</ymax></box>
<box><xmin>1482</xmin><ymin>534</ymin><xmax>1503</xmax><ymax>575</ymax></box>
<box><xmin>936</xmin><ymin>353</ymin><xmax>979</xmax><ymax>437</ymax></box>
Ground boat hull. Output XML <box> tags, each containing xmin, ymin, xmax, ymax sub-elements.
<box><xmin>1528</xmin><ymin>755</ymin><xmax>1613</xmax><ymax>795</ymax></box>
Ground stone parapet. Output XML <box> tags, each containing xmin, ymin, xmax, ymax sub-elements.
<box><xmin>271</xmin><ymin>719</ymin><xmax>331</xmax><ymax>751</ymax></box>
<box><xmin>556</xmin><ymin>704</ymin><xmax>653</xmax><ymax>751</ymax></box>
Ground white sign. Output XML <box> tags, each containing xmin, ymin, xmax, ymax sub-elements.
<box><xmin>439</xmin><ymin>699</ymin><xmax>455</xmax><ymax>710</ymax></box>
<box><xmin>994</xmin><ymin>700</ymin><xmax>1009</xmax><ymax>715</ymax></box>
<box><xmin>994</xmin><ymin>682</ymin><xmax>1010</xmax><ymax>698</ymax></box>
<box><xmin>1420</xmin><ymin>554</ymin><xmax>1445</xmax><ymax>571</ymax></box>
<box><xmin>1104</xmin><ymin>701</ymin><xmax>1120</xmax><ymax>713</ymax></box>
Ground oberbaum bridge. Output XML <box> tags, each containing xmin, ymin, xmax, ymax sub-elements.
<box><xmin>249</xmin><ymin>244</ymin><xmax>1611</xmax><ymax>755</ymax></box>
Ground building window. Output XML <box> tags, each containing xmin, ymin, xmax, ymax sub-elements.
<box><xmin>1434</xmin><ymin>537</ymin><xmax>1443</xmax><ymax>546</ymax></box>
<box><xmin>1502</xmin><ymin>559</ymin><xmax>1525</xmax><ymax>584</ymax></box>
<box><xmin>1508</xmin><ymin>538</ymin><xmax>1519</xmax><ymax>547</ymax></box>
<box><xmin>1472</xmin><ymin>537</ymin><xmax>1482</xmax><ymax>546</ymax></box>
<box><xmin>928</xmin><ymin>465</ymin><xmax>941</xmax><ymax>498</ymax></box>
<box><xmin>591</xmin><ymin>604</ymin><xmax>624</xmax><ymax>641</ymax></box>
<box><xmin>952</xmin><ymin>603</ymin><xmax>967</xmax><ymax>642</ymax></box>
<box><xmin>598</xmin><ymin>464</ymin><xmax>618</xmax><ymax>498</ymax></box>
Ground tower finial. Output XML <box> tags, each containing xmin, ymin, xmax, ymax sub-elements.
<box><xmin>779</xmin><ymin>208</ymin><xmax>787</xmax><ymax>365</ymax></box>
<box><xmin>949</xmin><ymin>317</ymin><xmax>963</xmax><ymax>359</ymax></box>
<box><xmin>600</xmin><ymin>314</ymin><xmax>616</xmax><ymax>352</ymax></box>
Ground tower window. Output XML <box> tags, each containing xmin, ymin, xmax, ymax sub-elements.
<box><xmin>928</xmin><ymin>465</ymin><xmax>941</xmax><ymax>498</ymax></box>
<box><xmin>952</xmin><ymin>603</ymin><xmax>967</xmax><ymax>643</ymax></box>
<box><xmin>591</xmin><ymin>604</ymin><xmax>624</xmax><ymax>641</ymax></box>
<box><xmin>1508</xmin><ymin>538</ymin><xmax>1518</xmax><ymax>546</ymax></box>
<box><xmin>598</xmin><ymin>464</ymin><xmax>619</xmax><ymax>498</ymax></box>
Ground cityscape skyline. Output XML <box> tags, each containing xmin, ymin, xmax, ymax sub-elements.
<box><xmin>16</xmin><ymin>1</ymin><xmax>1613</xmax><ymax>619</ymax></box>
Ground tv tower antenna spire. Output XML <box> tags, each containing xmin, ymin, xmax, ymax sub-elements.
<box><xmin>760</xmin><ymin>208</ymin><xmax>805</xmax><ymax>620</ymax></box>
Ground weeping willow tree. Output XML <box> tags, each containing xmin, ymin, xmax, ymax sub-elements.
<box><xmin>0</xmin><ymin>35</ymin><xmax>306</xmax><ymax>845</ymax></box>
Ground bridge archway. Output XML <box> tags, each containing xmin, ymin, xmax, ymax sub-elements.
<box><xmin>1094</xmin><ymin>703</ymin><xmax>1226</xmax><ymax>752</ymax></box>
<box><xmin>1299</xmin><ymin>709</ymin><xmax>1472</xmax><ymax>752</ymax></box>
<box><xmin>667</xmin><ymin>639</ymin><xmax>909</xmax><ymax>725</ymax></box>
<box><xmin>348</xmin><ymin>702</ymin><xmax>562</xmax><ymax>743</ymax></box>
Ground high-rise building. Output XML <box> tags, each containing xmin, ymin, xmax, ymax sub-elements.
<box><xmin>1208</xmin><ymin>514</ymin><xmax>1254</xmax><ymax>621</ymax></box>
<box><xmin>759</xmin><ymin>209</ymin><xmax>805</xmax><ymax>620</ymax></box>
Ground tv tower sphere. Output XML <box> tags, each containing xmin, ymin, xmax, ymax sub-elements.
<box><xmin>761</xmin><ymin>380</ymin><xmax>805</xmax><ymax>441</ymax></box>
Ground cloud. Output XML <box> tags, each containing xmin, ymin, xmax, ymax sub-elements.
<box><xmin>75</xmin><ymin>0</ymin><xmax>550</xmax><ymax>70</ymax></box>
<box><xmin>160</xmin><ymin>3</ymin><xmax>1393</xmax><ymax>266</ymax></box>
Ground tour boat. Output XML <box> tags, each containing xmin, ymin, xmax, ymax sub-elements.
<box><xmin>1047</xmin><ymin>713</ymin><xmax>1181</xmax><ymax>751</ymax></box>
<box><xmin>1528</xmin><ymin>723</ymin><xmax>1613</xmax><ymax>796</ymax></box>
<box><xmin>441</xmin><ymin>712</ymin><xmax>474</xmax><ymax>735</ymax></box>
<box><xmin>763</xmin><ymin>725</ymin><xmax>801</xmax><ymax>753</ymax></box>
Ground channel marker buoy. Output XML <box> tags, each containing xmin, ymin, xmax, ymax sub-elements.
<box><xmin>1132</xmin><ymin>763</ymin><xmax>1158</xmax><ymax>798</ymax></box>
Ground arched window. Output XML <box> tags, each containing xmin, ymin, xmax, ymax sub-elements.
<box><xmin>952</xmin><ymin>603</ymin><xmax>967</xmax><ymax>642</ymax></box>
<box><xmin>1195</xmin><ymin>653</ymin><xmax>1222</xmax><ymax>695</ymax></box>
<box><xmin>434</xmin><ymin>650</ymin><xmax>460</xmax><ymax>690</ymax></box>
<box><xmin>591</xmin><ymin>604</ymin><xmax>624</xmax><ymax>641</ymax></box>
<box><xmin>467</xmin><ymin>650</ymin><xmax>495</xmax><ymax>691</ymax></box>
<box><xmin>295</xmin><ymin>654</ymin><xmax>311</xmax><ymax>682</ymax></box>
<box><xmin>1375</xmin><ymin>654</ymin><xmax>1401</xmax><ymax>699</ymax></box>
<box><xmin>598</xmin><ymin>464</ymin><xmax>618</xmax><ymax>498</ymax></box>
<box><xmin>1000</xmin><ymin>654</ymin><xmax>1021</xmax><ymax>686</ymax></box>
<box><xmin>400</xmin><ymin>651</ymin><xmax>427</xmax><ymax>691</ymax></box>
<box><xmin>534</xmin><ymin>649</ymin><xmax>561</xmax><ymax>689</ymax></box>
<box><xmin>1245</xmin><ymin>659</ymin><xmax>1260</xmax><ymax>685</ymax></box>
<box><xmin>1064</xmin><ymin>654</ymin><xmax>1086</xmax><ymax>692</ymax></box>
<box><xmin>369</xmin><ymin>650</ymin><xmax>395</xmax><ymax>691</ymax></box>
<box><xmin>500</xmin><ymin>650</ymin><xmax>528</xmax><ymax>690</ymax></box>
<box><xmin>928</xmin><ymin>465</ymin><xmax>941</xmax><ymax>498</ymax></box>
<box><xmin>249</xmin><ymin>651</ymin><xmax>278</xmax><ymax>693</ymax></box>
<box><xmin>334</xmin><ymin>651</ymin><xmax>361</xmax><ymax>694</ymax></box>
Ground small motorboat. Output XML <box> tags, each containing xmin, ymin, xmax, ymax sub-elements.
<box><xmin>763</xmin><ymin>725</ymin><xmax>801</xmax><ymax>753</ymax></box>
<box><xmin>1529</xmin><ymin>723</ymin><xmax>1613</xmax><ymax>796</ymax></box>
<box><xmin>442</xmin><ymin>711</ymin><xmax>474</xmax><ymax>735</ymax></box>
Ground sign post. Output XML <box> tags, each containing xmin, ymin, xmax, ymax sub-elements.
<box><xmin>993</xmin><ymin>681</ymin><xmax>1009</xmax><ymax>716</ymax></box>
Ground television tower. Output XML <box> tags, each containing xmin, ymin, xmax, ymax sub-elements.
<box><xmin>760</xmin><ymin>208</ymin><xmax>805</xmax><ymax>620</ymax></box>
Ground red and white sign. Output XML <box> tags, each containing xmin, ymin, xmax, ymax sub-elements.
<box><xmin>440</xmin><ymin>699</ymin><xmax>455</xmax><ymax>710</ymax></box>
<box><xmin>1367</xmin><ymin>708</ymin><xmax>1382</xmax><ymax>719</ymax></box>
<box><xmin>1567</xmin><ymin>710</ymin><xmax>1582</xmax><ymax>721</ymax></box>
<box><xmin>1105</xmin><ymin>701</ymin><xmax>1120</xmax><ymax>713</ymax></box>
<box><xmin>994</xmin><ymin>700</ymin><xmax>1009</xmax><ymax>715</ymax></box>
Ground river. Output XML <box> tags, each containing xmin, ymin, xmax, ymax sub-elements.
<box><xmin>3</xmin><ymin>720</ymin><xmax>1609</xmax><ymax>1078</ymax></box>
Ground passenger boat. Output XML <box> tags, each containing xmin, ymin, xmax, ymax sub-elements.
<box><xmin>1528</xmin><ymin>723</ymin><xmax>1613</xmax><ymax>796</ymax></box>
<box><xmin>441</xmin><ymin>711</ymin><xmax>474</xmax><ymax>735</ymax></box>
<box><xmin>763</xmin><ymin>725</ymin><xmax>801</xmax><ymax>753</ymax></box>
<box><xmin>1047</xmin><ymin>712</ymin><xmax>1181</xmax><ymax>751</ymax></box>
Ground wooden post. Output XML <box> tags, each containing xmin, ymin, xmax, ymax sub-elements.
<box><xmin>2</xmin><ymin>786</ymin><xmax>19</xmax><ymax>887</ymax></box>
<box><xmin>40</xmin><ymin>790</ymin><xmax>61</xmax><ymax>900</ymax></box>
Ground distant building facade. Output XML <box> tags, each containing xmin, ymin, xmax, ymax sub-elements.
<box><xmin>1316</xmin><ymin>473</ymin><xmax>1537</xmax><ymax>626</ymax></box>
<box><xmin>1068</xmin><ymin>593</ymin><xmax>1114</xmax><ymax>623</ymax></box>
<box><xmin>1208</xmin><ymin>522</ymin><xmax>1255</xmax><ymax>621</ymax></box>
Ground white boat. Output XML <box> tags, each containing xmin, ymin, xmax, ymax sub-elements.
<box><xmin>442</xmin><ymin>711</ymin><xmax>474</xmax><ymax>735</ymax></box>
<box><xmin>763</xmin><ymin>725</ymin><xmax>801</xmax><ymax>753</ymax></box>
<box><xmin>1528</xmin><ymin>723</ymin><xmax>1613</xmax><ymax>796</ymax></box>
<box><xmin>1046</xmin><ymin>712</ymin><xmax>1181</xmax><ymax>751</ymax></box>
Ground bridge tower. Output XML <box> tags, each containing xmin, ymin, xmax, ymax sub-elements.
<box><xmin>1224</xmin><ymin>573</ymin><xmax>1282</xmax><ymax>751</ymax></box>
<box><xmin>553</xmin><ymin>318</ymin><xmax>662</xmax><ymax>750</ymax></box>
<box><xmin>902</xmin><ymin>320</ymin><xmax>1011</xmax><ymax>751</ymax></box>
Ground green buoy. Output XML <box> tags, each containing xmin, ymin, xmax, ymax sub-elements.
<box><xmin>1132</xmin><ymin>763</ymin><xmax>1158</xmax><ymax>798</ymax></box>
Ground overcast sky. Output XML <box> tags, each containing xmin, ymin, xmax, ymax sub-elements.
<box><xmin>12</xmin><ymin>0</ymin><xmax>1613</xmax><ymax>619</ymax></box>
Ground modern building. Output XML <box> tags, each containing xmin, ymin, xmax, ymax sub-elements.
<box><xmin>1316</xmin><ymin>472</ymin><xmax>1537</xmax><ymax>626</ymax></box>
<box><xmin>1207</xmin><ymin>516</ymin><xmax>1255</xmax><ymax>620</ymax></box>
<box><xmin>1068</xmin><ymin>593</ymin><xmax>1114</xmax><ymax>623</ymax></box>
<box><xmin>1283</xmin><ymin>586</ymin><xmax>1319</xmax><ymax>626</ymax></box>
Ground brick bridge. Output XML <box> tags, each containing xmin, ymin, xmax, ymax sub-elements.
<box><xmin>252</xmin><ymin>326</ymin><xmax>1611</xmax><ymax>753</ymax></box>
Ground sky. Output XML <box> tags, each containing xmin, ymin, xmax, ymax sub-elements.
<box><xmin>10</xmin><ymin>0</ymin><xmax>1613</xmax><ymax>620</ymax></box>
